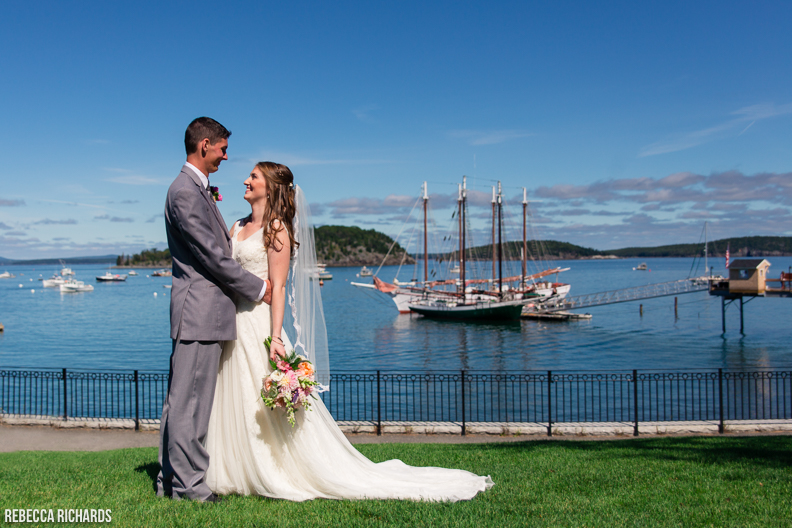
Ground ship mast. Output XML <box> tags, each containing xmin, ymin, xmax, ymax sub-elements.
<box><xmin>704</xmin><ymin>220</ymin><xmax>709</xmax><ymax>276</ymax></box>
<box><xmin>497</xmin><ymin>181</ymin><xmax>503</xmax><ymax>295</ymax></box>
<box><xmin>522</xmin><ymin>187</ymin><xmax>527</xmax><ymax>288</ymax></box>
<box><xmin>461</xmin><ymin>176</ymin><xmax>467</xmax><ymax>298</ymax></box>
<box><xmin>423</xmin><ymin>181</ymin><xmax>428</xmax><ymax>284</ymax></box>
<box><xmin>457</xmin><ymin>182</ymin><xmax>463</xmax><ymax>295</ymax></box>
<box><xmin>491</xmin><ymin>186</ymin><xmax>497</xmax><ymax>290</ymax></box>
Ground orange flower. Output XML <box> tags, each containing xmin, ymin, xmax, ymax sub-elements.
<box><xmin>298</xmin><ymin>362</ymin><xmax>315</xmax><ymax>377</ymax></box>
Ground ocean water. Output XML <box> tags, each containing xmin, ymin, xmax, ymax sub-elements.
<box><xmin>0</xmin><ymin>257</ymin><xmax>790</xmax><ymax>373</ymax></box>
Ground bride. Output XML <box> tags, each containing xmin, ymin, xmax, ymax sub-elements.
<box><xmin>205</xmin><ymin>161</ymin><xmax>493</xmax><ymax>501</ymax></box>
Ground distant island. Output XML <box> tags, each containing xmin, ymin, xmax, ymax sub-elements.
<box><xmin>3</xmin><ymin>234</ymin><xmax>789</xmax><ymax>269</ymax></box>
<box><xmin>0</xmin><ymin>255</ymin><xmax>117</xmax><ymax>266</ymax></box>
<box><xmin>111</xmin><ymin>225</ymin><xmax>414</xmax><ymax>268</ymax></box>
<box><xmin>437</xmin><ymin>235</ymin><xmax>792</xmax><ymax>261</ymax></box>
<box><xmin>314</xmin><ymin>225</ymin><xmax>413</xmax><ymax>267</ymax></box>
<box><xmin>115</xmin><ymin>248</ymin><xmax>171</xmax><ymax>268</ymax></box>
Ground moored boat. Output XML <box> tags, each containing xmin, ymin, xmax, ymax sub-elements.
<box><xmin>96</xmin><ymin>272</ymin><xmax>128</xmax><ymax>282</ymax></box>
<box><xmin>151</xmin><ymin>269</ymin><xmax>172</xmax><ymax>277</ymax></box>
<box><xmin>317</xmin><ymin>264</ymin><xmax>333</xmax><ymax>280</ymax></box>
<box><xmin>0</xmin><ymin>271</ymin><xmax>15</xmax><ymax>279</ymax></box>
<box><xmin>359</xmin><ymin>266</ymin><xmax>373</xmax><ymax>277</ymax></box>
<box><xmin>42</xmin><ymin>275</ymin><xmax>66</xmax><ymax>287</ymax></box>
<box><xmin>60</xmin><ymin>279</ymin><xmax>94</xmax><ymax>293</ymax></box>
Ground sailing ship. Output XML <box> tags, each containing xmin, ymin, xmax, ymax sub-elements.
<box><xmin>409</xmin><ymin>180</ymin><xmax>533</xmax><ymax>321</ymax></box>
<box><xmin>353</xmin><ymin>178</ymin><xmax>571</xmax><ymax>318</ymax></box>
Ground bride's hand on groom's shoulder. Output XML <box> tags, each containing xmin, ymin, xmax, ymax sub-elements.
<box><xmin>262</xmin><ymin>279</ymin><xmax>272</xmax><ymax>305</ymax></box>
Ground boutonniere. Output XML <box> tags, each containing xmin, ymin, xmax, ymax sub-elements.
<box><xmin>209</xmin><ymin>185</ymin><xmax>222</xmax><ymax>202</ymax></box>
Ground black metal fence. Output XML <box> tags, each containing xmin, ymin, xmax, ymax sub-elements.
<box><xmin>1</xmin><ymin>367</ymin><xmax>789</xmax><ymax>435</ymax></box>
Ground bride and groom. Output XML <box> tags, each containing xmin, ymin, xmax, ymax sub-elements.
<box><xmin>156</xmin><ymin>117</ymin><xmax>493</xmax><ymax>503</ymax></box>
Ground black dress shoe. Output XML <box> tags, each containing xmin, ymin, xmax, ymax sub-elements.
<box><xmin>203</xmin><ymin>493</ymin><xmax>224</xmax><ymax>503</ymax></box>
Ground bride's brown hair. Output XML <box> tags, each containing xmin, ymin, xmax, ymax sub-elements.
<box><xmin>255</xmin><ymin>161</ymin><xmax>299</xmax><ymax>257</ymax></box>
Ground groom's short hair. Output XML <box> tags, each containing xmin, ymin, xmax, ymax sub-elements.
<box><xmin>185</xmin><ymin>117</ymin><xmax>232</xmax><ymax>155</ymax></box>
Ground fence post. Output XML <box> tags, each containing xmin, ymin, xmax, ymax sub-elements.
<box><xmin>134</xmin><ymin>370</ymin><xmax>140</xmax><ymax>431</ymax></box>
<box><xmin>376</xmin><ymin>370</ymin><xmax>381</xmax><ymax>436</ymax></box>
<box><xmin>62</xmin><ymin>368</ymin><xmax>67</xmax><ymax>421</ymax></box>
<box><xmin>718</xmin><ymin>368</ymin><xmax>724</xmax><ymax>434</ymax></box>
<box><xmin>460</xmin><ymin>370</ymin><xmax>466</xmax><ymax>436</ymax></box>
<box><xmin>633</xmin><ymin>369</ymin><xmax>639</xmax><ymax>436</ymax></box>
<box><xmin>547</xmin><ymin>370</ymin><xmax>552</xmax><ymax>437</ymax></box>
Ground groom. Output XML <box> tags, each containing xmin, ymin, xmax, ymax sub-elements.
<box><xmin>156</xmin><ymin>117</ymin><xmax>271</xmax><ymax>502</ymax></box>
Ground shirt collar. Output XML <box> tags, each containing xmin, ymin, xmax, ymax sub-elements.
<box><xmin>184</xmin><ymin>162</ymin><xmax>209</xmax><ymax>189</ymax></box>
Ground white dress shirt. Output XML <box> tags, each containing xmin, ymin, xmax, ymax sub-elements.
<box><xmin>184</xmin><ymin>161</ymin><xmax>267</xmax><ymax>302</ymax></box>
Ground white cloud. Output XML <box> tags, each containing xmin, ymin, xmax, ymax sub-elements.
<box><xmin>639</xmin><ymin>102</ymin><xmax>792</xmax><ymax>157</ymax></box>
<box><xmin>450</xmin><ymin>129</ymin><xmax>535</xmax><ymax>146</ymax></box>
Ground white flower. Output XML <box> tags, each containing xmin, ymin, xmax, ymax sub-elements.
<box><xmin>269</xmin><ymin>370</ymin><xmax>284</xmax><ymax>383</ymax></box>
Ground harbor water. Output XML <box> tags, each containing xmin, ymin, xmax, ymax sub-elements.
<box><xmin>0</xmin><ymin>257</ymin><xmax>790</xmax><ymax>372</ymax></box>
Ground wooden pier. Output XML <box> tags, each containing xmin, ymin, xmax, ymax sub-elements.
<box><xmin>708</xmin><ymin>259</ymin><xmax>792</xmax><ymax>333</ymax></box>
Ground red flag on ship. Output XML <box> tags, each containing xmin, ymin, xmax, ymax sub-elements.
<box><xmin>725</xmin><ymin>243</ymin><xmax>730</xmax><ymax>269</ymax></box>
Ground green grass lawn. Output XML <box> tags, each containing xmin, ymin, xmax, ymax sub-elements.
<box><xmin>1</xmin><ymin>436</ymin><xmax>790</xmax><ymax>527</ymax></box>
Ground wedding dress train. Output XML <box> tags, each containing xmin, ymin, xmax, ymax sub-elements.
<box><xmin>205</xmin><ymin>222</ymin><xmax>493</xmax><ymax>501</ymax></box>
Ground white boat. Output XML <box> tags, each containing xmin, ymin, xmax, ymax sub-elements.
<box><xmin>449</xmin><ymin>265</ymin><xmax>460</xmax><ymax>274</ymax></box>
<box><xmin>317</xmin><ymin>264</ymin><xmax>333</xmax><ymax>280</ymax></box>
<box><xmin>151</xmin><ymin>269</ymin><xmax>172</xmax><ymax>277</ymax></box>
<box><xmin>0</xmin><ymin>271</ymin><xmax>15</xmax><ymax>279</ymax></box>
<box><xmin>96</xmin><ymin>272</ymin><xmax>127</xmax><ymax>282</ymax></box>
<box><xmin>359</xmin><ymin>266</ymin><xmax>373</xmax><ymax>277</ymax></box>
<box><xmin>128</xmin><ymin>270</ymin><xmax>138</xmax><ymax>276</ymax></box>
<box><xmin>42</xmin><ymin>275</ymin><xmax>66</xmax><ymax>288</ymax></box>
<box><xmin>60</xmin><ymin>279</ymin><xmax>94</xmax><ymax>293</ymax></box>
<box><xmin>633</xmin><ymin>262</ymin><xmax>648</xmax><ymax>271</ymax></box>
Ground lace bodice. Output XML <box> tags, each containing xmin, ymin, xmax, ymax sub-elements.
<box><xmin>232</xmin><ymin>221</ymin><xmax>268</xmax><ymax>280</ymax></box>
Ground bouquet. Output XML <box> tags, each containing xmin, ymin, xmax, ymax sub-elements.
<box><xmin>261</xmin><ymin>336</ymin><xmax>325</xmax><ymax>426</ymax></box>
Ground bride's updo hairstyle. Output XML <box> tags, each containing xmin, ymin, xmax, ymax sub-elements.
<box><xmin>256</xmin><ymin>161</ymin><xmax>299</xmax><ymax>257</ymax></box>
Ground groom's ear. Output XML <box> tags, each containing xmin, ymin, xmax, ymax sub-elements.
<box><xmin>199</xmin><ymin>138</ymin><xmax>210</xmax><ymax>156</ymax></box>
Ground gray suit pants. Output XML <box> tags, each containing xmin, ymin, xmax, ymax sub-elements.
<box><xmin>156</xmin><ymin>340</ymin><xmax>222</xmax><ymax>500</ymax></box>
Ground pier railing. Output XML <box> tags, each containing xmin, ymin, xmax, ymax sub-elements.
<box><xmin>537</xmin><ymin>279</ymin><xmax>708</xmax><ymax>312</ymax></box>
<box><xmin>0</xmin><ymin>367</ymin><xmax>789</xmax><ymax>435</ymax></box>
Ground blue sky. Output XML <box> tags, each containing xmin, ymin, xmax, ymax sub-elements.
<box><xmin>1</xmin><ymin>1</ymin><xmax>790</xmax><ymax>259</ymax></box>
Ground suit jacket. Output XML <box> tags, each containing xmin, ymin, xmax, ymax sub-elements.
<box><xmin>165</xmin><ymin>165</ymin><xmax>265</xmax><ymax>341</ymax></box>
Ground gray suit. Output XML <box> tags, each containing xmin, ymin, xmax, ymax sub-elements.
<box><xmin>156</xmin><ymin>165</ymin><xmax>264</xmax><ymax>501</ymax></box>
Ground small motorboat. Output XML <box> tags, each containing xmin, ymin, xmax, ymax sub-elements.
<box><xmin>359</xmin><ymin>266</ymin><xmax>373</xmax><ymax>277</ymax></box>
<box><xmin>128</xmin><ymin>270</ymin><xmax>138</xmax><ymax>276</ymax></box>
<box><xmin>317</xmin><ymin>263</ymin><xmax>332</xmax><ymax>280</ymax></box>
<box><xmin>633</xmin><ymin>263</ymin><xmax>648</xmax><ymax>271</ymax></box>
<box><xmin>96</xmin><ymin>272</ymin><xmax>128</xmax><ymax>282</ymax></box>
<box><xmin>0</xmin><ymin>271</ymin><xmax>15</xmax><ymax>279</ymax></box>
<box><xmin>60</xmin><ymin>279</ymin><xmax>94</xmax><ymax>293</ymax></box>
<box><xmin>151</xmin><ymin>269</ymin><xmax>172</xmax><ymax>277</ymax></box>
<box><xmin>42</xmin><ymin>274</ymin><xmax>66</xmax><ymax>288</ymax></box>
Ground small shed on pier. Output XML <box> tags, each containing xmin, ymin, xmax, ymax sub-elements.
<box><xmin>728</xmin><ymin>259</ymin><xmax>771</xmax><ymax>294</ymax></box>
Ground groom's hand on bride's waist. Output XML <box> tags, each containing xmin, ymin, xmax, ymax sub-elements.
<box><xmin>262</xmin><ymin>279</ymin><xmax>272</xmax><ymax>305</ymax></box>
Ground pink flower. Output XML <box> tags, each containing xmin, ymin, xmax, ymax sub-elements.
<box><xmin>286</xmin><ymin>371</ymin><xmax>299</xmax><ymax>390</ymax></box>
<box><xmin>277</xmin><ymin>360</ymin><xmax>291</xmax><ymax>372</ymax></box>
<box><xmin>217</xmin><ymin>194</ymin><xmax>223</xmax><ymax>202</ymax></box>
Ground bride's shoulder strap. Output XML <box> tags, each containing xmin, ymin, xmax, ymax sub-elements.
<box><xmin>229</xmin><ymin>219</ymin><xmax>243</xmax><ymax>238</ymax></box>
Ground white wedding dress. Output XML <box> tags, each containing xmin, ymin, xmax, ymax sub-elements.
<box><xmin>205</xmin><ymin>222</ymin><xmax>493</xmax><ymax>501</ymax></box>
